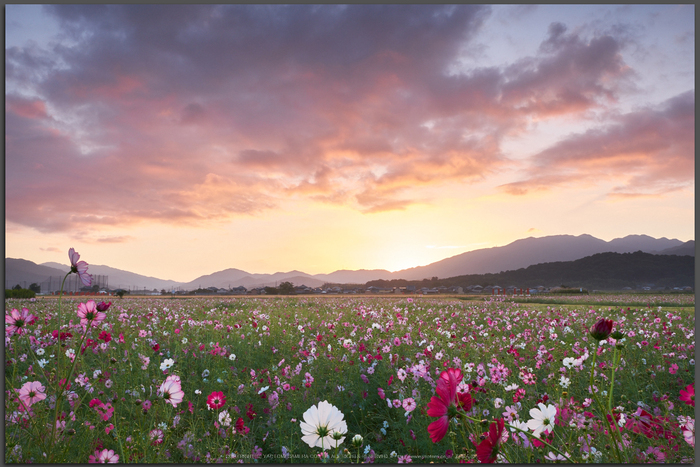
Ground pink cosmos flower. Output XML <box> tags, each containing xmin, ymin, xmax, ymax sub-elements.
<box><xmin>377</xmin><ymin>388</ymin><xmax>386</xmax><ymax>400</ymax></box>
<box><xmin>89</xmin><ymin>398</ymin><xmax>114</xmax><ymax>421</ymax></box>
<box><xmin>402</xmin><ymin>397</ymin><xmax>417</xmax><ymax>413</ymax></box>
<box><xmin>77</xmin><ymin>301</ymin><xmax>106</xmax><ymax>329</ymax></box>
<box><xmin>426</xmin><ymin>368</ymin><xmax>473</xmax><ymax>443</ymax></box>
<box><xmin>682</xmin><ymin>419</ymin><xmax>694</xmax><ymax>447</ymax></box>
<box><xmin>669</xmin><ymin>363</ymin><xmax>679</xmax><ymax>374</ymax></box>
<box><xmin>88</xmin><ymin>449</ymin><xmax>119</xmax><ymax>463</ymax></box>
<box><xmin>69</xmin><ymin>247</ymin><xmax>92</xmax><ymax>287</ymax></box>
<box><xmin>15</xmin><ymin>381</ymin><xmax>46</xmax><ymax>409</ymax></box>
<box><xmin>5</xmin><ymin>308</ymin><xmax>37</xmax><ymax>336</ymax></box>
<box><xmin>149</xmin><ymin>429</ymin><xmax>164</xmax><ymax>445</ymax></box>
<box><xmin>207</xmin><ymin>391</ymin><xmax>226</xmax><ymax>410</ymax></box>
<box><xmin>160</xmin><ymin>374</ymin><xmax>185</xmax><ymax>407</ymax></box>
<box><xmin>680</xmin><ymin>384</ymin><xmax>695</xmax><ymax>407</ymax></box>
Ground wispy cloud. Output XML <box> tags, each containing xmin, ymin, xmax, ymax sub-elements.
<box><xmin>499</xmin><ymin>90</ymin><xmax>694</xmax><ymax>197</ymax></box>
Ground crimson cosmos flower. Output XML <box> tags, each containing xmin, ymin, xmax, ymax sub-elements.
<box><xmin>475</xmin><ymin>418</ymin><xmax>508</xmax><ymax>463</ymax></box>
<box><xmin>426</xmin><ymin>368</ymin><xmax>473</xmax><ymax>443</ymax></box>
<box><xmin>589</xmin><ymin>318</ymin><xmax>613</xmax><ymax>341</ymax></box>
<box><xmin>69</xmin><ymin>247</ymin><xmax>92</xmax><ymax>287</ymax></box>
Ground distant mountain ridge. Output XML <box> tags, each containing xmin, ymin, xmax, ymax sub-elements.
<box><xmin>4</xmin><ymin>234</ymin><xmax>694</xmax><ymax>291</ymax></box>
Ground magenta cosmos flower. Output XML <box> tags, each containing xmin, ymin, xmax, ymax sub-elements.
<box><xmin>15</xmin><ymin>381</ymin><xmax>47</xmax><ymax>409</ymax></box>
<box><xmin>88</xmin><ymin>449</ymin><xmax>119</xmax><ymax>463</ymax></box>
<box><xmin>69</xmin><ymin>247</ymin><xmax>92</xmax><ymax>287</ymax></box>
<box><xmin>160</xmin><ymin>374</ymin><xmax>185</xmax><ymax>407</ymax></box>
<box><xmin>426</xmin><ymin>368</ymin><xmax>473</xmax><ymax>443</ymax></box>
<box><xmin>77</xmin><ymin>301</ymin><xmax>106</xmax><ymax>328</ymax></box>
<box><xmin>679</xmin><ymin>384</ymin><xmax>695</xmax><ymax>407</ymax></box>
<box><xmin>207</xmin><ymin>391</ymin><xmax>226</xmax><ymax>410</ymax></box>
<box><xmin>5</xmin><ymin>308</ymin><xmax>37</xmax><ymax>336</ymax></box>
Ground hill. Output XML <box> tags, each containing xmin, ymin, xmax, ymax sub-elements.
<box><xmin>366</xmin><ymin>251</ymin><xmax>694</xmax><ymax>291</ymax></box>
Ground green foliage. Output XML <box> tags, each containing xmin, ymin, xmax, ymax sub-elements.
<box><xmin>29</xmin><ymin>283</ymin><xmax>41</xmax><ymax>293</ymax></box>
<box><xmin>278</xmin><ymin>281</ymin><xmax>295</xmax><ymax>295</ymax></box>
<box><xmin>5</xmin><ymin>288</ymin><xmax>36</xmax><ymax>298</ymax></box>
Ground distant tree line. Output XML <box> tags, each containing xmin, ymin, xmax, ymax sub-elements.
<box><xmin>365</xmin><ymin>251</ymin><xmax>694</xmax><ymax>291</ymax></box>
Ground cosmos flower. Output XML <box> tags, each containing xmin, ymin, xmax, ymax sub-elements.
<box><xmin>300</xmin><ymin>400</ymin><xmax>347</xmax><ymax>450</ymax></box>
<box><xmin>88</xmin><ymin>449</ymin><xmax>119</xmax><ymax>463</ymax></box>
<box><xmin>207</xmin><ymin>391</ymin><xmax>226</xmax><ymax>410</ymax></box>
<box><xmin>475</xmin><ymin>418</ymin><xmax>508</xmax><ymax>463</ymax></box>
<box><xmin>160</xmin><ymin>374</ymin><xmax>185</xmax><ymax>407</ymax></box>
<box><xmin>526</xmin><ymin>403</ymin><xmax>557</xmax><ymax>438</ymax></box>
<box><xmin>15</xmin><ymin>381</ymin><xmax>46</xmax><ymax>409</ymax></box>
<box><xmin>5</xmin><ymin>308</ymin><xmax>37</xmax><ymax>336</ymax></box>
<box><xmin>160</xmin><ymin>358</ymin><xmax>175</xmax><ymax>371</ymax></box>
<box><xmin>149</xmin><ymin>429</ymin><xmax>164</xmax><ymax>445</ymax></box>
<box><xmin>679</xmin><ymin>384</ymin><xmax>694</xmax><ymax>407</ymax></box>
<box><xmin>426</xmin><ymin>368</ymin><xmax>473</xmax><ymax>443</ymax></box>
<box><xmin>589</xmin><ymin>318</ymin><xmax>613</xmax><ymax>341</ymax></box>
<box><xmin>219</xmin><ymin>410</ymin><xmax>233</xmax><ymax>427</ymax></box>
<box><xmin>77</xmin><ymin>301</ymin><xmax>106</xmax><ymax>329</ymax></box>
<box><xmin>69</xmin><ymin>247</ymin><xmax>92</xmax><ymax>287</ymax></box>
<box><xmin>402</xmin><ymin>398</ymin><xmax>417</xmax><ymax>413</ymax></box>
<box><xmin>682</xmin><ymin>419</ymin><xmax>694</xmax><ymax>448</ymax></box>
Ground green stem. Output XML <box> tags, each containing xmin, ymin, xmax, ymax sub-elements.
<box><xmin>457</xmin><ymin>413</ymin><xmax>571</xmax><ymax>460</ymax></box>
<box><xmin>588</xmin><ymin>344</ymin><xmax>625</xmax><ymax>463</ymax></box>
<box><xmin>48</xmin><ymin>323</ymin><xmax>91</xmax><ymax>461</ymax></box>
<box><xmin>55</xmin><ymin>272</ymin><xmax>71</xmax><ymax>395</ymax></box>
<box><xmin>112</xmin><ymin>419</ymin><xmax>127</xmax><ymax>463</ymax></box>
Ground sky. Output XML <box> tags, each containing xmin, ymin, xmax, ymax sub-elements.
<box><xmin>5</xmin><ymin>4</ymin><xmax>695</xmax><ymax>282</ymax></box>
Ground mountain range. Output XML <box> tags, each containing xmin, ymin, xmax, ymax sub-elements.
<box><xmin>5</xmin><ymin>234</ymin><xmax>694</xmax><ymax>291</ymax></box>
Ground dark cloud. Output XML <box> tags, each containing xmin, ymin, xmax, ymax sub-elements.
<box><xmin>5</xmin><ymin>5</ymin><xmax>678</xmax><ymax>231</ymax></box>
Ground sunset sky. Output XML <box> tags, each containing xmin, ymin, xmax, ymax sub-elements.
<box><xmin>5</xmin><ymin>5</ymin><xmax>695</xmax><ymax>282</ymax></box>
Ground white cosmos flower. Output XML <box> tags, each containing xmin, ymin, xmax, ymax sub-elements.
<box><xmin>229</xmin><ymin>354</ymin><xmax>236</xmax><ymax>361</ymax></box>
<box><xmin>160</xmin><ymin>358</ymin><xmax>175</xmax><ymax>371</ymax></box>
<box><xmin>526</xmin><ymin>403</ymin><xmax>557</xmax><ymax>438</ymax></box>
<box><xmin>300</xmin><ymin>400</ymin><xmax>347</xmax><ymax>450</ymax></box>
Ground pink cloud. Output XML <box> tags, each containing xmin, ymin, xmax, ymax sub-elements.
<box><xmin>5</xmin><ymin>5</ymin><xmax>684</xmax><ymax>230</ymax></box>
<box><xmin>499</xmin><ymin>91</ymin><xmax>694</xmax><ymax>197</ymax></box>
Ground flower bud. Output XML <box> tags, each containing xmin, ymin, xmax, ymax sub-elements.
<box><xmin>96</xmin><ymin>301</ymin><xmax>111</xmax><ymax>312</ymax></box>
<box><xmin>589</xmin><ymin>318</ymin><xmax>613</xmax><ymax>341</ymax></box>
<box><xmin>610</xmin><ymin>331</ymin><xmax>624</xmax><ymax>340</ymax></box>
<box><xmin>352</xmin><ymin>434</ymin><xmax>363</xmax><ymax>447</ymax></box>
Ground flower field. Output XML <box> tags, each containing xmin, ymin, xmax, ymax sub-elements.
<box><xmin>4</xmin><ymin>258</ymin><xmax>696</xmax><ymax>463</ymax></box>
